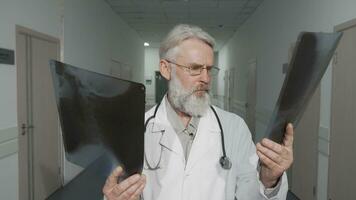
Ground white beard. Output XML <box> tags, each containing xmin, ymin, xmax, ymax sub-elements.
<box><xmin>167</xmin><ymin>74</ymin><xmax>211</xmax><ymax>117</ymax></box>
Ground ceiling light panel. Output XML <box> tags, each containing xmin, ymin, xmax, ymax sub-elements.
<box><xmin>106</xmin><ymin>0</ymin><xmax>265</xmax><ymax>50</ymax></box>
<box><xmin>188</xmin><ymin>1</ymin><xmax>218</xmax><ymax>8</ymax></box>
<box><xmin>106</xmin><ymin>0</ymin><xmax>134</xmax><ymax>7</ymax></box>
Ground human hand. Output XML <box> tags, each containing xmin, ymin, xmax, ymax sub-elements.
<box><xmin>256</xmin><ymin>123</ymin><xmax>294</xmax><ymax>188</ymax></box>
<box><xmin>103</xmin><ymin>166</ymin><xmax>146</xmax><ymax>200</ymax></box>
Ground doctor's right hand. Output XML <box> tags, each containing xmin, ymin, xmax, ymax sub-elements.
<box><xmin>103</xmin><ymin>166</ymin><xmax>146</xmax><ymax>200</ymax></box>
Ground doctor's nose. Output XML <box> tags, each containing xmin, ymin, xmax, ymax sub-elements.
<box><xmin>199</xmin><ymin>67</ymin><xmax>211</xmax><ymax>84</ymax></box>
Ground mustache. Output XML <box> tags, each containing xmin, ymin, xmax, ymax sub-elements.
<box><xmin>192</xmin><ymin>84</ymin><xmax>210</xmax><ymax>93</ymax></box>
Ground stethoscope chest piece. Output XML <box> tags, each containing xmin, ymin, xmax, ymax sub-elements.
<box><xmin>219</xmin><ymin>156</ymin><xmax>232</xmax><ymax>170</ymax></box>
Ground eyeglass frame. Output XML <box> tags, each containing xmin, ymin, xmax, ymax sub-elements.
<box><xmin>165</xmin><ymin>59</ymin><xmax>220</xmax><ymax>76</ymax></box>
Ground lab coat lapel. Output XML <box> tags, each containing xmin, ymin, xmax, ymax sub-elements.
<box><xmin>185</xmin><ymin>108</ymin><xmax>220</xmax><ymax>171</ymax></box>
<box><xmin>151</xmin><ymin>98</ymin><xmax>184</xmax><ymax>158</ymax></box>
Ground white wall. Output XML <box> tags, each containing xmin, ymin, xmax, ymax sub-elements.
<box><xmin>144</xmin><ymin>47</ymin><xmax>160</xmax><ymax>105</ymax></box>
<box><xmin>63</xmin><ymin>0</ymin><xmax>144</xmax><ymax>82</ymax></box>
<box><xmin>0</xmin><ymin>0</ymin><xmax>145</xmax><ymax>198</ymax></box>
<box><xmin>0</xmin><ymin>154</ymin><xmax>18</xmax><ymax>200</ymax></box>
<box><xmin>219</xmin><ymin>0</ymin><xmax>356</xmax><ymax>199</ymax></box>
<box><xmin>0</xmin><ymin>0</ymin><xmax>60</xmax><ymax>129</ymax></box>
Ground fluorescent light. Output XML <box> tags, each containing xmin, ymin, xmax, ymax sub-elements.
<box><xmin>144</xmin><ymin>42</ymin><xmax>150</xmax><ymax>47</ymax></box>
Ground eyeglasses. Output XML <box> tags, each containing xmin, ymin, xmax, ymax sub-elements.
<box><xmin>165</xmin><ymin>59</ymin><xmax>220</xmax><ymax>76</ymax></box>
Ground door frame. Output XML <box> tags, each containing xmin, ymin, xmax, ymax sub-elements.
<box><xmin>16</xmin><ymin>25</ymin><xmax>62</xmax><ymax>200</ymax></box>
<box><xmin>225</xmin><ymin>68</ymin><xmax>237</xmax><ymax>113</ymax></box>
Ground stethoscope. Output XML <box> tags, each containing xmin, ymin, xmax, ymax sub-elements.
<box><xmin>144</xmin><ymin>101</ymin><xmax>232</xmax><ymax>170</ymax></box>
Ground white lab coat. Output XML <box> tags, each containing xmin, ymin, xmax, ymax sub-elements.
<box><xmin>143</xmin><ymin>99</ymin><xmax>288</xmax><ymax>200</ymax></box>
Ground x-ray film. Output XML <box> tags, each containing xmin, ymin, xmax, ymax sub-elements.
<box><xmin>265</xmin><ymin>32</ymin><xmax>342</xmax><ymax>143</ymax></box>
<box><xmin>47</xmin><ymin>60</ymin><xmax>145</xmax><ymax>199</ymax></box>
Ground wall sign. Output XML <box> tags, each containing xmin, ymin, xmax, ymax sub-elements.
<box><xmin>0</xmin><ymin>48</ymin><xmax>15</xmax><ymax>65</ymax></box>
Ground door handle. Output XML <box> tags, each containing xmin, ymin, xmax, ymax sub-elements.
<box><xmin>21</xmin><ymin>123</ymin><xmax>34</xmax><ymax>135</ymax></box>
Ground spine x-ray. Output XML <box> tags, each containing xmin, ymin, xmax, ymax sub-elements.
<box><xmin>265</xmin><ymin>32</ymin><xmax>342</xmax><ymax>143</ymax></box>
<box><xmin>47</xmin><ymin>60</ymin><xmax>145</xmax><ymax>199</ymax></box>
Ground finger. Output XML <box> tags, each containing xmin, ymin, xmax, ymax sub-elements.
<box><xmin>112</xmin><ymin>174</ymin><xmax>141</xmax><ymax>197</ymax></box>
<box><xmin>103</xmin><ymin>166</ymin><xmax>124</xmax><ymax>193</ymax></box>
<box><xmin>128</xmin><ymin>176</ymin><xmax>146</xmax><ymax>200</ymax></box>
<box><xmin>117</xmin><ymin>182</ymin><xmax>142</xmax><ymax>199</ymax></box>
<box><xmin>257</xmin><ymin>150</ymin><xmax>279</xmax><ymax>170</ymax></box>
<box><xmin>283</xmin><ymin>123</ymin><xmax>294</xmax><ymax>148</ymax></box>
<box><xmin>122</xmin><ymin>176</ymin><xmax>145</xmax><ymax>199</ymax></box>
<box><xmin>128</xmin><ymin>184</ymin><xmax>145</xmax><ymax>200</ymax></box>
<box><xmin>117</xmin><ymin>175</ymin><xmax>145</xmax><ymax>200</ymax></box>
<box><xmin>261</xmin><ymin>138</ymin><xmax>283</xmax><ymax>154</ymax></box>
<box><xmin>256</xmin><ymin>143</ymin><xmax>283</xmax><ymax>164</ymax></box>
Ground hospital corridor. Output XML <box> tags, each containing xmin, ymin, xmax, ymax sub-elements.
<box><xmin>0</xmin><ymin>0</ymin><xmax>356</xmax><ymax>199</ymax></box>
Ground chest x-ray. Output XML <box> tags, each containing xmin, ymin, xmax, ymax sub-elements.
<box><xmin>265</xmin><ymin>32</ymin><xmax>342</xmax><ymax>143</ymax></box>
<box><xmin>47</xmin><ymin>60</ymin><xmax>145</xmax><ymax>199</ymax></box>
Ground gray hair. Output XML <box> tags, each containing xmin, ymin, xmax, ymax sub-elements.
<box><xmin>159</xmin><ymin>24</ymin><xmax>215</xmax><ymax>60</ymax></box>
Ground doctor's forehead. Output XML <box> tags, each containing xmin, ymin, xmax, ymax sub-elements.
<box><xmin>175</xmin><ymin>39</ymin><xmax>214</xmax><ymax>63</ymax></box>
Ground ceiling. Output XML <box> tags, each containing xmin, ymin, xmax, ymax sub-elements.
<box><xmin>105</xmin><ymin>0</ymin><xmax>264</xmax><ymax>50</ymax></box>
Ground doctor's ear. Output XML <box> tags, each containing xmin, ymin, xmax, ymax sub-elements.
<box><xmin>159</xmin><ymin>59</ymin><xmax>172</xmax><ymax>81</ymax></box>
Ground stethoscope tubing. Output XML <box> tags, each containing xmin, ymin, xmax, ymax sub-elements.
<box><xmin>144</xmin><ymin>102</ymin><xmax>231</xmax><ymax>170</ymax></box>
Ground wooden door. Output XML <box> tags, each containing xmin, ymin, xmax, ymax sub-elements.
<box><xmin>17</xmin><ymin>26</ymin><xmax>61</xmax><ymax>200</ymax></box>
<box><xmin>329</xmin><ymin>19</ymin><xmax>356</xmax><ymax>200</ymax></box>
<box><xmin>290</xmin><ymin>87</ymin><xmax>320</xmax><ymax>200</ymax></box>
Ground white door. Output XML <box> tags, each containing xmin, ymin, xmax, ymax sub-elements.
<box><xmin>16</xmin><ymin>26</ymin><xmax>61</xmax><ymax>200</ymax></box>
<box><xmin>329</xmin><ymin>19</ymin><xmax>356</xmax><ymax>200</ymax></box>
<box><xmin>246</xmin><ymin>59</ymin><xmax>257</xmax><ymax>138</ymax></box>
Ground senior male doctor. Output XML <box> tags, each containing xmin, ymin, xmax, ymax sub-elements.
<box><xmin>103</xmin><ymin>24</ymin><xmax>294</xmax><ymax>200</ymax></box>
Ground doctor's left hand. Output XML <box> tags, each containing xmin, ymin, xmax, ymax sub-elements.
<box><xmin>103</xmin><ymin>166</ymin><xmax>146</xmax><ymax>200</ymax></box>
<box><xmin>256</xmin><ymin>123</ymin><xmax>294</xmax><ymax>188</ymax></box>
